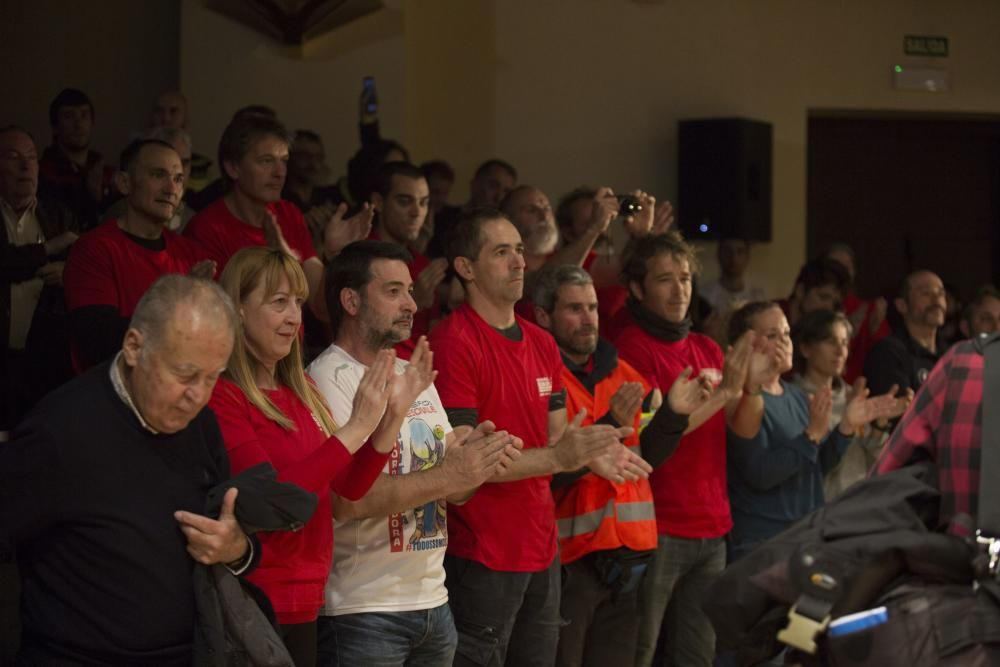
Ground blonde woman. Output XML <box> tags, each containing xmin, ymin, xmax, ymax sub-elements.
<box><xmin>210</xmin><ymin>246</ymin><xmax>434</xmax><ymax>666</ymax></box>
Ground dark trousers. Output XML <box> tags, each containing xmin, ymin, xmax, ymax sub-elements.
<box><xmin>279</xmin><ymin>620</ymin><xmax>318</xmax><ymax>667</ymax></box>
<box><xmin>636</xmin><ymin>534</ymin><xmax>726</xmax><ymax>667</ymax></box>
<box><xmin>555</xmin><ymin>556</ymin><xmax>641</xmax><ymax>667</ymax></box>
<box><xmin>445</xmin><ymin>554</ymin><xmax>560</xmax><ymax>667</ymax></box>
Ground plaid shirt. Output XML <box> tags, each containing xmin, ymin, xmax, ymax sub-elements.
<box><xmin>874</xmin><ymin>340</ymin><xmax>983</xmax><ymax>528</ymax></box>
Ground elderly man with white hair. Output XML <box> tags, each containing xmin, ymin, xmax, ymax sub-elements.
<box><xmin>1</xmin><ymin>274</ymin><xmax>252</xmax><ymax>664</ymax></box>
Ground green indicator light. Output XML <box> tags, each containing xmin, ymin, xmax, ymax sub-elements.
<box><xmin>894</xmin><ymin>65</ymin><xmax>903</xmax><ymax>73</ymax></box>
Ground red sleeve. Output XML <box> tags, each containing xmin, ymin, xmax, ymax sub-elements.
<box><xmin>277</xmin><ymin>203</ymin><xmax>317</xmax><ymax>262</ymax></box>
<box><xmin>330</xmin><ymin>439</ymin><xmax>389</xmax><ymax>500</ymax></box>
<box><xmin>874</xmin><ymin>345</ymin><xmax>949</xmax><ymax>475</ymax></box>
<box><xmin>430</xmin><ymin>325</ymin><xmax>479</xmax><ymax>409</ymax></box>
<box><xmin>64</xmin><ymin>232</ymin><xmax>119</xmax><ymax>310</ymax></box>
<box><xmin>184</xmin><ymin>212</ymin><xmax>231</xmax><ymax>268</ymax></box>
<box><xmin>209</xmin><ymin>381</ymin><xmax>355</xmax><ymax>495</ymax></box>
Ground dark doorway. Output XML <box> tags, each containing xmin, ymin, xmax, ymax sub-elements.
<box><xmin>807</xmin><ymin>113</ymin><xmax>1000</xmax><ymax>303</ymax></box>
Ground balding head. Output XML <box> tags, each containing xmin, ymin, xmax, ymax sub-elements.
<box><xmin>121</xmin><ymin>275</ymin><xmax>236</xmax><ymax>433</ymax></box>
<box><xmin>129</xmin><ymin>274</ymin><xmax>236</xmax><ymax>352</ymax></box>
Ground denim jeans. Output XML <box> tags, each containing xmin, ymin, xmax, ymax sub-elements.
<box><xmin>635</xmin><ymin>534</ymin><xmax>727</xmax><ymax>667</ymax></box>
<box><xmin>445</xmin><ymin>554</ymin><xmax>561</xmax><ymax>667</ymax></box>
<box><xmin>316</xmin><ymin>603</ymin><xmax>457</xmax><ymax>667</ymax></box>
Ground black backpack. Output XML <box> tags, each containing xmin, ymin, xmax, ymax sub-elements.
<box><xmin>705</xmin><ymin>333</ymin><xmax>1000</xmax><ymax>666</ymax></box>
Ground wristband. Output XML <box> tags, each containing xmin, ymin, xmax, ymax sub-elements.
<box><xmin>224</xmin><ymin>537</ymin><xmax>254</xmax><ymax>576</ymax></box>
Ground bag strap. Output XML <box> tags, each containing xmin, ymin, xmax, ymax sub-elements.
<box><xmin>976</xmin><ymin>332</ymin><xmax>1000</xmax><ymax>537</ymax></box>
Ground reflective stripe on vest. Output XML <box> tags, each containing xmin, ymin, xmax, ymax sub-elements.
<box><xmin>558</xmin><ymin>498</ymin><xmax>656</xmax><ymax>540</ymax></box>
<box><xmin>556</xmin><ymin>360</ymin><xmax>658</xmax><ymax>562</ymax></box>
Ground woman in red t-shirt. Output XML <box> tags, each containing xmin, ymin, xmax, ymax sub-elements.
<box><xmin>211</xmin><ymin>246</ymin><xmax>433</xmax><ymax>666</ymax></box>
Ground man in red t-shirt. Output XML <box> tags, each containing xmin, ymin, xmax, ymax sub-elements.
<box><xmin>430</xmin><ymin>209</ymin><xmax>649</xmax><ymax>667</ymax></box>
<box><xmin>614</xmin><ymin>232</ymin><xmax>771</xmax><ymax>667</ymax></box>
<box><xmin>65</xmin><ymin>139</ymin><xmax>210</xmax><ymax>370</ymax></box>
<box><xmin>185</xmin><ymin>114</ymin><xmax>371</xmax><ymax>322</ymax></box>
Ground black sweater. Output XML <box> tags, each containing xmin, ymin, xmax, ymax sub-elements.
<box><xmin>0</xmin><ymin>362</ymin><xmax>230</xmax><ymax>665</ymax></box>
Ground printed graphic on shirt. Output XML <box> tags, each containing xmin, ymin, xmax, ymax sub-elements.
<box><xmin>407</xmin><ymin>419</ymin><xmax>447</xmax><ymax>549</ymax></box>
<box><xmin>537</xmin><ymin>376</ymin><xmax>553</xmax><ymax>397</ymax></box>
<box><xmin>387</xmin><ymin>403</ymin><xmax>448</xmax><ymax>553</ymax></box>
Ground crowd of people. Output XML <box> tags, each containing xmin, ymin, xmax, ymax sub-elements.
<box><xmin>0</xmin><ymin>84</ymin><xmax>997</xmax><ymax>666</ymax></box>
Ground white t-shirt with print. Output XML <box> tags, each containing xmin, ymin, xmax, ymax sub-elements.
<box><xmin>308</xmin><ymin>344</ymin><xmax>453</xmax><ymax>616</ymax></box>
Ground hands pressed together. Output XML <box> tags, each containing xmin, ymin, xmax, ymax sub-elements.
<box><xmin>338</xmin><ymin>338</ymin><xmax>439</xmax><ymax>456</ymax></box>
<box><xmin>553</xmin><ymin>409</ymin><xmax>650</xmax><ymax>485</ymax></box>
<box><xmin>442</xmin><ymin>420</ymin><xmax>523</xmax><ymax>488</ymax></box>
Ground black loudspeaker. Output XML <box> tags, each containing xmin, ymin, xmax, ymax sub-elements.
<box><xmin>677</xmin><ymin>118</ymin><xmax>772</xmax><ymax>242</ymax></box>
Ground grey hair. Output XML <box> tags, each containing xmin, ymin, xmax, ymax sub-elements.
<box><xmin>531</xmin><ymin>264</ymin><xmax>594</xmax><ymax>314</ymax></box>
<box><xmin>129</xmin><ymin>274</ymin><xmax>237</xmax><ymax>352</ymax></box>
<box><xmin>144</xmin><ymin>126</ymin><xmax>192</xmax><ymax>154</ymax></box>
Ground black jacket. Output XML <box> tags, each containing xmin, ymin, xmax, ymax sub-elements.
<box><xmin>193</xmin><ymin>463</ymin><xmax>317</xmax><ymax>667</ymax></box>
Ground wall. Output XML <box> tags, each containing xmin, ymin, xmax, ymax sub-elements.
<box><xmin>0</xmin><ymin>0</ymin><xmax>179</xmax><ymax>163</ymax></box>
<box><xmin>179</xmin><ymin>0</ymin><xmax>407</xmax><ymax>184</ymax></box>
<box><xmin>131</xmin><ymin>0</ymin><xmax>1000</xmax><ymax>297</ymax></box>
<box><xmin>403</xmin><ymin>1</ymin><xmax>496</xmax><ymax>199</ymax></box>
<box><xmin>492</xmin><ymin>0</ymin><xmax>1000</xmax><ymax>296</ymax></box>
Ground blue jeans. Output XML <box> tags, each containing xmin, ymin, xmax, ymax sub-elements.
<box><xmin>316</xmin><ymin>603</ymin><xmax>457</xmax><ymax>667</ymax></box>
<box><xmin>635</xmin><ymin>534</ymin><xmax>727</xmax><ymax>667</ymax></box>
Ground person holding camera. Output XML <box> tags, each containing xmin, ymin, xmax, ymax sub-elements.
<box><xmin>502</xmin><ymin>184</ymin><xmax>661</xmax><ymax>279</ymax></box>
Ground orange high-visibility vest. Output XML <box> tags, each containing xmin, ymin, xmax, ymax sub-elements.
<box><xmin>554</xmin><ymin>358</ymin><xmax>657</xmax><ymax>564</ymax></box>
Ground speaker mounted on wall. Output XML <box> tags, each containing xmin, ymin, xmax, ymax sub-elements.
<box><xmin>677</xmin><ymin>118</ymin><xmax>772</xmax><ymax>242</ymax></box>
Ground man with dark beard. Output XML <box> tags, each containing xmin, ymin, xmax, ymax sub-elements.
<box><xmin>863</xmin><ymin>269</ymin><xmax>946</xmax><ymax>397</ymax></box>
<box><xmin>307</xmin><ymin>240</ymin><xmax>519</xmax><ymax>666</ymax></box>
<box><xmin>531</xmin><ymin>264</ymin><xmax>715</xmax><ymax>666</ymax></box>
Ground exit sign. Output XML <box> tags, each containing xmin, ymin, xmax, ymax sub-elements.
<box><xmin>904</xmin><ymin>35</ymin><xmax>948</xmax><ymax>57</ymax></box>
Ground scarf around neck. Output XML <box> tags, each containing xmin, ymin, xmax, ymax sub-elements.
<box><xmin>627</xmin><ymin>298</ymin><xmax>691</xmax><ymax>342</ymax></box>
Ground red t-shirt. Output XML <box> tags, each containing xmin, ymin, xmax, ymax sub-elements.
<box><xmin>185</xmin><ymin>198</ymin><xmax>317</xmax><ymax>271</ymax></box>
<box><xmin>64</xmin><ymin>219</ymin><xmax>209</xmax><ymax>315</ymax></box>
<box><xmin>430</xmin><ymin>304</ymin><xmax>563</xmax><ymax>571</ymax></box>
<box><xmin>597</xmin><ymin>285</ymin><xmax>630</xmax><ymax>341</ymax></box>
<box><xmin>615</xmin><ymin>325</ymin><xmax>732</xmax><ymax>538</ymax></box>
<box><xmin>209</xmin><ymin>378</ymin><xmax>388</xmax><ymax>624</ymax></box>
